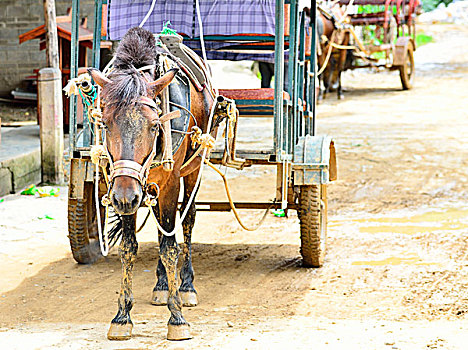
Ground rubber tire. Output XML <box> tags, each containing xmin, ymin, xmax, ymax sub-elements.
<box><xmin>298</xmin><ymin>184</ymin><xmax>327</xmax><ymax>268</ymax></box>
<box><xmin>68</xmin><ymin>182</ymin><xmax>102</xmax><ymax>264</ymax></box>
<box><xmin>399</xmin><ymin>45</ymin><xmax>415</xmax><ymax>90</ymax></box>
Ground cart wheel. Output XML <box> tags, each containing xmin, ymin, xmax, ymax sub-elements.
<box><xmin>399</xmin><ymin>44</ymin><xmax>414</xmax><ymax>90</ymax></box>
<box><xmin>298</xmin><ymin>184</ymin><xmax>327</xmax><ymax>268</ymax></box>
<box><xmin>68</xmin><ymin>182</ymin><xmax>102</xmax><ymax>264</ymax></box>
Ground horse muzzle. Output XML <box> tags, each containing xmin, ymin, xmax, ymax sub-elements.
<box><xmin>109</xmin><ymin>160</ymin><xmax>147</xmax><ymax>215</ymax></box>
<box><xmin>111</xmin><ymin>176</ymin><xmax>143</xmax><ymax>215</ymax></box>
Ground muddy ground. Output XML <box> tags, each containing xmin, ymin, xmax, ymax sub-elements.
<box><xmin>1</xmin><ymin>24</ymin><xmax>468</xmax><ymax>349</ymax></box>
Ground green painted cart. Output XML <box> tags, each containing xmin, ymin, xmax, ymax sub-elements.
<box><xmin>67</xmin><ymin>0</ymin><xmax>337</xmax><ymax>267</ymax></box>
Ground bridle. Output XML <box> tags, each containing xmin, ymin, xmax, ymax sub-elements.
<box><xmin>103</xmin><ymin>96</ymin><xmax>162</xmax><ymax>202</ymax></box>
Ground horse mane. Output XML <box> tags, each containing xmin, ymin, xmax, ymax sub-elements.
<box><xmin>104</xmin><ymin>27</ymin><xmax>160</xmax><ymax>111</ymax></box>
<box><xmin>114</xmin><ymin>27</ymin><xmax>157</xmax><ymax>70</ymax></box>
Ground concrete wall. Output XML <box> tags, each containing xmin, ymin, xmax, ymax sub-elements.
<box><xmin>0</xmin><ymin>0</ymin><xmax>95</xmax><ymax>96</ymax></box>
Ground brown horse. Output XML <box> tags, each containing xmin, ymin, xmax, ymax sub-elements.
<box><xmin>89</xmin><ymin>27</ymin><xmax>215</xmax><ymax>341</ymax></box>
<box><xmin>314</xmin><ymin>4</ymin><xmax>350</xmax><ymax>100</ymax></box>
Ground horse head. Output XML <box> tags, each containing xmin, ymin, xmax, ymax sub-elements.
<box><xmin>89</xmin><ymin>67</ymin><xmax>178</xmax><ymax>215</ymax></box>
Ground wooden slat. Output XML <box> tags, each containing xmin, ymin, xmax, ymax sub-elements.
<box><xmin>19</xmin><ymin>25</ymin><xmax>46</xmax><ymax>44</ymax></box>
<box><xmin>19</xmin><ymin>18</ymin><xmax>94</xmax><ymax>44</ymax></box>
<box><xmin>210</xmin><ymin>148</ymin><xmax>275</xmax><ymax>161</ymax></box>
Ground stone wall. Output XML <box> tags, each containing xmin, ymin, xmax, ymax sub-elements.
<box><xmin>0</xmin><ymin>0</ymin><xmax>95</xmax><ymax>96</ymax></box>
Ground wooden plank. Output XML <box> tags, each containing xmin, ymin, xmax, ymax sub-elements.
<box><xmin>19</xmin><ymin>25</ymin><xmax>46</xmax><ymax>44</ymax></box>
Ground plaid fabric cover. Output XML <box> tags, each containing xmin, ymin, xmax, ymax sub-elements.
<box><xmin>108</xmin><ymin>0</ymin><xmax>280</xmax><ymax>62</ymax></box>
<box><xmin>108</xmin><ymin>0</ymin><xmax>276</xmax><ymax>39</ymax></box>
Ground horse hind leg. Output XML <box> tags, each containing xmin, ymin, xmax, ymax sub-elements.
<box><xmin>158</xmin><ymin>176</ymin><xmax>191</xmax><ymax>340</ymax></box>
<box><xmin>108</xmin><ymin>214</ymin><xmax>138</xmax><ymax>340</ymax></box>
<box><xmin>179</xmin><ymin>172</ymin><xmax>199</xmax><ymax>307</ymax></box>
<box><xmin>151</xmin><ymin>205</ymin><xmax>169</xmax><ymax>306</ymax></box>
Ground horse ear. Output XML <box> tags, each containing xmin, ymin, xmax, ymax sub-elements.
<box><xmin>150</xmin><ymin>68</ymin><xmax>179</xmax><ymax>96</ymax></box>
<box><xmin>88</xmin><ymin>68</ymin><xmax>111</xmax><ymax>88</ymax></box>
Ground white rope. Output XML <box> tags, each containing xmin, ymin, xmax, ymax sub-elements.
<box><xmin>195</xmin><ymin>0</ymin><xmax>219</xmax><ymax>96</ymax></box>
<box><xmin>195</xmin><ymin>0</ymin><xmax>208</xmax><ymax>66</ymax></box>
<box><xmin>147</xmin><ymin>3</ymin><xmax>221</xmax><ymax>236</ymax></box>
<box><xmin>93</xmin><ymin>0</ymin><xmax>159</xmax><ymax>256</ymax></box>
<box><xmin>150</xmin><ymin>98</ymin><xmax>218</xmax><ymax>236</ymax></box>
<box><xmin>94</xmin><ymin>85</ymin><xmax>109</xmax><ymax>256</ymax></box>
<box><xmin>139</xmin><ymin>0</ymin><xmax>158</xmax><ymax>28</ymax></box>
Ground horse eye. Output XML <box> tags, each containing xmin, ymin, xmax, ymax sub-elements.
<box><xmin>151</xmin><ymin>125</ymin><xmax>159</xmax><ymax>133</ymax></box>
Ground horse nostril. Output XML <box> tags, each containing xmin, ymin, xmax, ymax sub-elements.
<box><xmin>131</xmin><ymin>193</ymin><xmax>140</xmax><ymax>208</ymax></box>
<box><xmin>112</xmin><ymin>195</ymin><xmax>122</xmax><ymax>210</ymax></box>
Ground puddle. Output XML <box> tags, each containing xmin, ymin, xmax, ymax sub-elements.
<box><xmin>352</xmin><ymin>253</ymin><xmax>435</xmax><ymax>266</ymax></box>
<box><xmin>331</xmin><ymin>208</ymin><xmax>468</xmax><ymax>235</ymax></box>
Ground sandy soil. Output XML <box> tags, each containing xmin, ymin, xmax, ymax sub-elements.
<box><xmin>1</xmin><ymin>24</ymin><xmax>468</xmax><ymax>349</ymax></box>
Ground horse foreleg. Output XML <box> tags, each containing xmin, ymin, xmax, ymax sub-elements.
<box><xmin>337</xmin><ymin>71</ymin><xmax>344</xmax><ymax>100</ymax></box>
<box><xmin>108</xmin><ymin>214</ymin><xmax>138</xmax><ymax>341</ymax></box>
<box><xmin>179</xmin><ymin>171</ymin><xmax>199</xmax><ymax>307</ymax></box>
<box><xmin>151</xmin><ymin>205</ymin><xmax>169</xmax><ymax>306</ymax></box>
<box><xmin>160</xmin><ymin>234</ymin><xmax>191</xmax><ymax>340</ymax></box>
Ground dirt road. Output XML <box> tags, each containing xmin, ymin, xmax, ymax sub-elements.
<box><xmin>1</xmin><ymin>24</ymin><xmax>468</xmax><ymax>349</ymax></box>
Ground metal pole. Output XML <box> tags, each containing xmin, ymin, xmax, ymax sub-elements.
<box><xmin>69</xmin><ymin>0</ymin><xmax>80</xmax><ymax>153</ymax></box>
<box><xmin>310</xmin><ymin>0</ymin><xmax>317</xmax><ymax>136</ymax></box>
<box><xmin>92</xmin><ymin>0</ymin><xmax>103</xmax><ymax>69</ymax></box>
<box><xmin>288</xmin><ymin>0</ymin><xmax>299</xmax><ymax>155</ymax></box>
<box><xmin>274</xmin><ymin>0</ymin><xmax>285</xmax><ymax>161</ymax></box>
<box><xmin>298</xmin><ymin>11</ymin><xmax>306</xmax><ymax>141</ymax></box>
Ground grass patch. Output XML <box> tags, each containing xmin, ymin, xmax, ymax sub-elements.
<box><xmin>416</xmin><ymin>33</ymin><xmax>434</xmax><ymax>47</ymax></box>
<box><xmin>370</xmin><ymin>51</ymin><xmax>386</xmax><ymax>60</ymax></box>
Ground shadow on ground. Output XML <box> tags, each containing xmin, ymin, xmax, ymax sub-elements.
<box><xmin>0</xmin><ymin>242</ymin><xmax>317</xmax><ymax>327</ymax></box>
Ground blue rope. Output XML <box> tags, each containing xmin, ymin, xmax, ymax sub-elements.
<box><xmin>78</xmin><ymin>83</ymin><xmax>98</xmax><ymax>137</ymax></box>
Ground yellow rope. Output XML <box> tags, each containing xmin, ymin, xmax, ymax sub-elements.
<box><xmin>181</xmin><ymin>126</ymin><xmax>216</xmax><ymax>170</ymax></box>
<box><xmin>316</xmin><ymin>32</ymin><xmax>336</xmax><ymax>77</ymax></box>
<box><xmin>330</xmin><ymin>42</ymin><xmax>356</xmax><ymax>50</ymax></box>
<box><xmin>347</xmin><ymin>26</ymin><xmax>369</xmax><ymax>55</ymax></box>
<box><xmin>204</xmin><ymin>159</ymin><xmax>272</xmax><ymax>231</ymax></box>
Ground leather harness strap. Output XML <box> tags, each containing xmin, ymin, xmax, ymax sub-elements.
<box><xmin>106</xmin><ymin>96</ymin><xmax>161</xmax><ymax>187</ymax></box>
<box><xmin>112</xmin><ymin>160</ymin><xmax>146</xmax><ymax>184</ymax></box>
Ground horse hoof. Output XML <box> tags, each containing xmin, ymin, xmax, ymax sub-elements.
<box><xmin>107</xmin><ymin>323</ymin><xmax>133</xmax><ymax>341</ymax></box>
<box><xmin>151</xmin><ymin>290</ymin><xmax>168</xmax><ymax>305</ymax></box>
<box><xmin>167</xmin><ymin>323</ymin><xmax>192</xmax><ymax>341</ymax></box>
<box><xmin>180</xmin><ymin>291</ymin><xmax>198</xmax><ymax>307</ymax></box>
